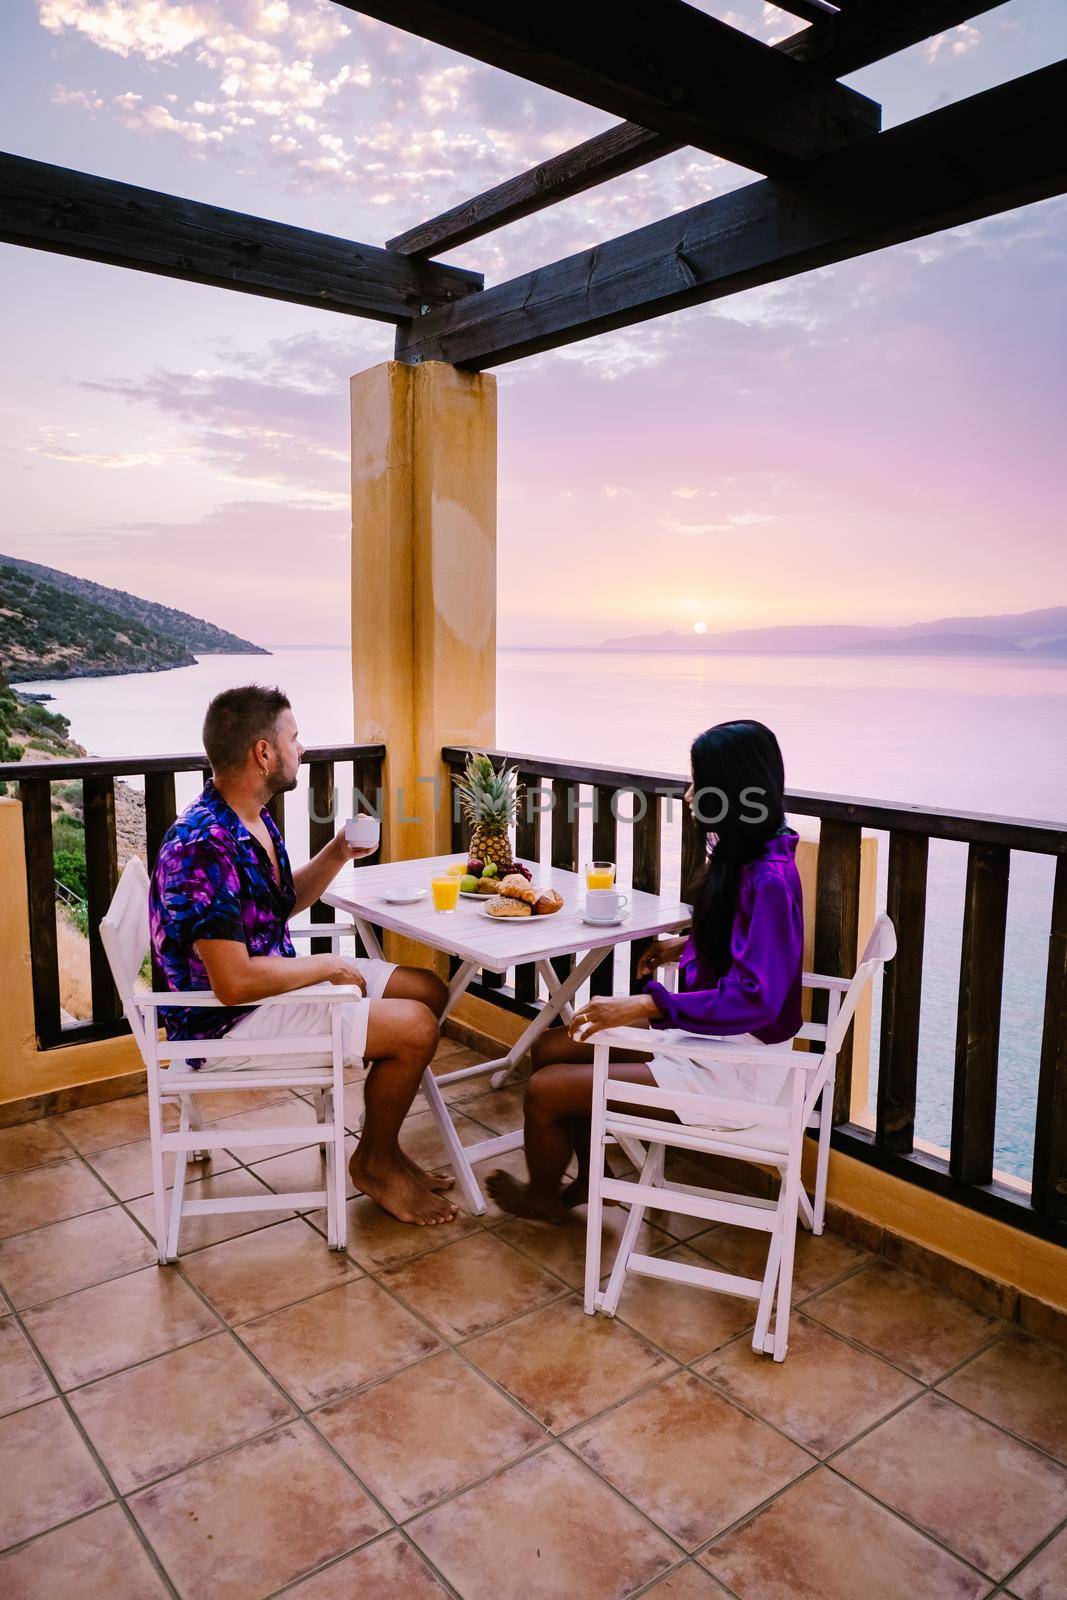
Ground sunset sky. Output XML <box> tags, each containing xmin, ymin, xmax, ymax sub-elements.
<box><xmin>1</xmin><ymin>0</ymin><xmax>1064</xmax><ymax>647</ymax></box>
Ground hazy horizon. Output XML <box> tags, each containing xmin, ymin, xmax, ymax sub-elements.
<box><xmin>2</xmin><ymin>1</ymin><xmax>1065</xmax><ymax>648</ymax></box>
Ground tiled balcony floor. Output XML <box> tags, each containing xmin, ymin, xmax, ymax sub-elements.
<box><xmin>1</xmin><ymin>1039</ymin><xmax>1066</xmax><ymax>1600</ymax></box>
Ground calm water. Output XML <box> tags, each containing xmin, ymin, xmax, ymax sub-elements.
<box><xmin>21</xmin><ymin>645</ymin><xmax>1067</xmax><ymax>1182</ymax></box>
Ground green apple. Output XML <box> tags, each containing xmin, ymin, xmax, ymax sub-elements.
<box><xmin>482</xmin><ymin>863</ymin><xmax>499</xmax><ymax>879</ymax></box>
<box><xmin>460</xmin><ymin>874</ymin><xmax>478</xmax><ymax>893</ymax></box>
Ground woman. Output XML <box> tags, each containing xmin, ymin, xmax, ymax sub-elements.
<box><xmin>487</xmin><ymin>719</ymin><xmax>804</xmax><ymax>1223</ymax></box>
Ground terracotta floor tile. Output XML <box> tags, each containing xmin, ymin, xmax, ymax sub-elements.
<box><xmin>381</xmin><ymin>1232</ymin><xmax>563</xmax><ymax>1341</ymax></box>
<box><xmin>281</xmin><ymin>1533</ymin><xmax>453</xmax><ymax>1599</ymax></box>
<box><xmin>0</xmin><ymin>1314</ymin><xmax>54</xmax><ymax>1415</ymax></box>
<box><xmin>393</xmin><ymin>1108</ymin><xmax>491</xmax><ymax>1174</ymax></box>
<box><xmin>701</xmin><ymin>1467</ymin><xmax>990</xmax><ymax>1600</ymax></box>
<box><xmin>315</xmin><ymin>1348</ymin><xmax>544</xmax><ymax>1516</ymax></box>
<box><xmin>835</xmin><ymin>1392</ymin><xmax>1067</xmax><ymax>1579</ymax></box>
<box><xmin>0</xmin><ymin>1397</ymin><xmax>111</xmax><ymax>1549</ymax></box>
<box><xmin>248</xmin><ymin>1137</ymin><xmax>357</xmax><ymax>1201</ymax></box>
<box><xmin>453</xmin><ymin>1081</ymin><xmax>528</xmax><ymax>1135</ymax></box>
<box><xmin>408</xmin><ymin>1443</ymin><xmax>675</xmax><ymax>1600</ymax></box>
<box><xmin>803</xmin><ymin>1260</ymin><xmax>1002</xmax><ymax>1382</ymax></box>
<box><xmin>130</xmin><ymin>1420</ymin><xmax>387</xmax><ymax>1600</ymax></box>
<box><xmin>692</xmin><ymin>1221</ymin><xmax>868</xmax><ymax>1299</ymax></box>
<box><xmin>238</xmin><ymin>1278</ymin><xmax>441</xmax><ymax>1408</ymax></box>
<box><xmin>465</xmin><ymin>1293</ymin><xmax>676</xmax><ymax>1432</ymax></box>
<box><xmin>1009</xmin><ymin>1523</ymin><xmax>1067</xmax><ymax>1600</ymax></box>
<box><xmin>179</xmin><ymin>1216</ymin><xmax>360</xmax><ymax>1323</ymax></box>
<box><xmin>23</xmin><ymin>1263</ymin><xmax>220</xmax><ymax>1390</ymax></box>
<box><xmin>643</xmin><ymin>1565</ymin><xmax>736</xmax><ymax>1598</ymax></box>
<box><xmin>193</xmin><ymin>1085</ymin><xmax>298</xmax><ymax>1123</ymax></box>
<box><xmin>71</xmin><ymin>1331</ymin><xmax>295</xmax><ymax>1492</ymax></box>
<box><xmin>0</xmin><ymin>1159</ymin><xmax>112</xmax><ymax>1240</ymax></box>
<box><xmin>208</xmin><ymin>1099</ymin><xmax>329</xmax><ymax>1164</ymax></box>
<box><xmin>939</xmin><ymin>1332</ymin><xmax>1067</xmax><ymax>1463</ymax></box>
<box><xmin>0</xmin><ymin>1206</ymin><xmax>157</xmax><ymax>1310</ymax></box>
<box><xmin>52</xmin><ymin>1096</ymin><xmax>177</xmax><ymax>1156</ymax></box>
<box><xmin>0</xmin><ymin>1119</ymin><xmax>76</xmax><ymax>1176</ymax></box>
<box><xmin>570</xmin><ymin>1370</ymin><xmax>811</xmax><ymax>1549</ymax></box>
<box><xmin>86</xmin><ymin>1140</ymin><xmax>235</xmax><ymax>1202</ymax></box>
<box><xmin>698</xmin><ymin>1312</ymin><xmax>921</xmax><ymax>1455</ymax></box>
<box><xmin>127</xmin><ymin>1169</ymin><xmax>296</xmax><ymax>1253</ymax></box>
<box><xmin>613</xmin><ymin>1243</ymin><xmax>757</xmax><ymax>1362</ymax></box>
<box><xmin>495</xmin><ymin>1208</ymin><xmax>675</xmax><ymax>1292</ymax></box>
<box><xmin>0</xmin><ymin>1503</ymin><xmax>170</xmax><ymax>1599</ymax></box>
<box><xmin>312</xmin><ymin>1191</ymin><xmax>480</xmax><ymax>1266</ymax></box>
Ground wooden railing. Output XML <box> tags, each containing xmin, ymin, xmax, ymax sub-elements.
<box><xmin>443</xmin><ymin>746</ymin><xmax>1067</xmax><ymax>1244</ymax></box>
<box><xmin>0</xmin><ymin>745</ymin><xmax>386</xmax><ymax>1051</ymax></box>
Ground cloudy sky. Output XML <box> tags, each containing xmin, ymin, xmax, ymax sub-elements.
<box><xmin>1</xmin><ymin>0</ymin><xmax>1064</xmax><ymax>647</ymax></box>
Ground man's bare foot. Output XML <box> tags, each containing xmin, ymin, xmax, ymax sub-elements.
<box><xmin>399</xmin><ymin>1148</ymin><xmax>456</xmax><ymax>1193</ymax></box>
<box><xmin>486</xmin><ymin>1170</ymin><xmax>570</xmax><ymax>1223</ymax></box>
<box><xmin>349</xmin><ymin>1150</ymin><xmax>458</xmax><ymax>1226</ymax></box>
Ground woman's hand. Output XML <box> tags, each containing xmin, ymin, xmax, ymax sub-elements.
<box><xmin>568</xmin><ymin>994</ymin><xmax>660</xmax><ymax>1042</ymax></box>
<box><xmin>634</xmin><ymin>935</ymin><xmax>688</xmax><ymax>982</ymax></box>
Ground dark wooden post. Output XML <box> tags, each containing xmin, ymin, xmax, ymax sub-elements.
<box><xmin>551</xmin><ymin>779</ymin><xmax>580</xmax><ymax>982</ymax></box>
<box><xmin>19</xmin><ymin>777</ymin><xmax>62</xmax><ymax>1047</ymax></box>
<box><xmin>950</xmin><ymin>842</ymin><xmax>1011</xmax><ymax>1186</ymax></box>
<box><xmin>876</xmin><ymin>830</ymin><xmax>928</xmax><ymax>1153</ymax></box>
<box><xmin>629</xmin><ymin>791</ymin><xmax>663</xmax><ymax>994</ymax></box>
<box><xmin>812</xmin><ymin>819</ymin><xmax>862</xmax><ymax>1124</ymax></box>
<box><xmin>83</xmin><ymin>775</ymin><xmax>121</xmax><ymax>1025</ymax></box>
<box><xmin>590</xmin><ymin>783</ymin><xmax>620</xmax><ymax>996</ymax></box>
<box><xmin>309</xmin><ymin>760</ymin><xmax>336</xmax><ymax>953</ymax></box>
<box><xmin>514</xmin><ymin>772</ymin><xmax>542</xmax><ymax>1003</ymax></box>
<box><xmin>265</xmin><ymin>791</ymin><xmax>286</xmax><ymax>838</ymax></box>
<box><xmin>144</xmin><ymin>771</ymin><xmax>177</xmax><ymax>871</ymax></box>
<box><xmin>1032</xmin><ymin>854</ymin><xmax>1067</xmax><ymax>1218</ymax></box>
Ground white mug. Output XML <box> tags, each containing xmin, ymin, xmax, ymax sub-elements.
<box><xmin>585</xmin><ymin>888</ymin><xmax>629</xmax><ymax>923</ymax></box>
<box><xmin>345</xmin><ymin>815</ymin><xmax>380</xmax><ymax>851</ymax></box>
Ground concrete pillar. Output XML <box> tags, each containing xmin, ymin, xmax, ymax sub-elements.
<box><xmin>350</xmin><ymin>361</ymin><xmax>497</xmax><ymax>964</ymax></box>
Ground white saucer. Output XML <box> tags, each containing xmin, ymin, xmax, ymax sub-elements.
<box><xmin>382</xmin><ymin>888</ymin><xmax>427</xmax><ymax>905</ymax></box>
<box><xmin>580</xmin><ymin>914</ymin><xmax>629</xmax><ymax>928</ymax></box>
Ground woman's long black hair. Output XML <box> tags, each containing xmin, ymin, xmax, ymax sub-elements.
<box><xmin>687</xmin><ymin>720</ymin><xmax>788</xmax><ymax>974</ymax></box>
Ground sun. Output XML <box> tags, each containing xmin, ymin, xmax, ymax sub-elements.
<box><xmin>693</xmin><ymin>621</ymin><xmax>707</xmax><ymax>634</ymax></box>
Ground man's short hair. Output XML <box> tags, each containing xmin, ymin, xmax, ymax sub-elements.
<box><xmin>203</xmin><ymin>685</ymin><xmax>291</xmax><ymax>773</ymax></box>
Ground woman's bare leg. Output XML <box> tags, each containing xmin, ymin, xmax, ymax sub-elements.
<box><xmin>349</xmin><ymin>998</ymin><xmax>458</xmax><ymax>1225</ymax></box>
<box><xmin>486</xmin><ymin>1060</ymin><xmax>659</xmax><ymax>1222</ymax></box>
<box><xmin>528</xmin><ymin>1027</ymin><xmax>652</xmax><ymax>1207</ymax></box>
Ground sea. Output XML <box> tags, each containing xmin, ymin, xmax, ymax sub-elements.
<box><xmin>19</xmin><ymin>644</ymin><xmax>1067</xmax><ymax>1184</ymax></box>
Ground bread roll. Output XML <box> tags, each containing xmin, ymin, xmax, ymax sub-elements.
<box><xmin>486</xmin><ymin>894</ymin><xmax>531</xmax><ymax>918</ymax></box>
<box><xmin>532</xmin><ymin>888</ymin><xmax>564</xmax><ymax>916</ymax></box>
<box><xmin>499</xmin><ymin>873</ymin><xmax>538</xmax><ymax>906</ymax></box>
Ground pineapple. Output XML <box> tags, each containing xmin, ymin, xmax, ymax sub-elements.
<box><xmin>454</xmin><ymin>752</ymin><xmax>520</xmax><ymax>873</ymax></box>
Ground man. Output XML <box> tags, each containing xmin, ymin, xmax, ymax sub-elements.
<box><xmin>150</xmin><ymin>684</ymin><xmax>457</xmax><ymax>1227</ymax></box>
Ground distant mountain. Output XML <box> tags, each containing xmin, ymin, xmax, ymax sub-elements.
<box><xmin>0</xmin><ymin>555</ymin><xmax>268</xmax><ymax>683</ymax></box>
<box><xmin>602</xmin><ymin>607</ymin><xmax>1067</xmax><ymax>656</ymax></box>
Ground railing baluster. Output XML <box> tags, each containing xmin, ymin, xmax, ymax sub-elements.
<box><xmin>144</xmin><ymin>771</ymin><xmax>177</xmax><ymax>870</ymax></box>
<box><xmin>813</xmin><ymin>818</ymin><xmax>862</xmax><ymax>1124</ymax></box>
<box><xmin>514</xmin><ymin>772</ymin><xmax>542</xmax><ymax>1002</ymax></box>
<box><xmin>18</xmin><ymin>777</ymin><xmax>62</xmax><ymax>1048</ymax></box>
<box><xmin>679</xmin><ymin>797</ymin><xmax>705</xmax><ymax>902</ymax></box>
<box><xmin>1032</xmin><ymin>855</ymin><xmax>1067</xmax><ymax>1219</ymax></box>
<box><xmin>83</xmin><ymin>775</ymin><xmax>120</xmax><ymax>1025</ymax></box>
<box><xmin>590</xmin><ymin>783</ymin><xmax>619</xmax><ymax>997</ymax></box>
<box><xmin>309</xmin><ymin>760</ymin><xmax>336</xmax><ymax>954</ymax></box>
<box><xmin>266</xmin><ymin>791</ymin><xmax>285</xmax><ymax>838</ymax></box>
<box><xmin>950</xmin><ymin>842</ymin><xmax>1011</xmax><ymax>1186</ymax></box>
<box><xmin>876</xmin><ymin>830</ymin><xmax>929</xmax><ymax>1153</ymax></box>
<box><xmin>630</xmin><ymin>790</ymin><xmax>662</xmax><ymax>994</ymax></box>
<box><xmin>551</xmin><ymin>778</ymin><xmax>579</xmax><ymax>983</ymax></box>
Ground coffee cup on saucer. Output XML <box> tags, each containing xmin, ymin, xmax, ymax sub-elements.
<box><xmin>585</xmin><ymin>888</ymin><xmax>629</xmax><ymax>923</ymax></box>
<box><xmin>345</xmin><ymin>814</ymin><xmax>380</xmax><ymax>852</ymax></box>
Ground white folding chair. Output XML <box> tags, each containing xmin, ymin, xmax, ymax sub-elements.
<box><xmin>584</xmin><ymin>914</ymin><xmax>896</xmax><ymax>1360</ymax></box>
<box><xmin>101</xmin><ymin>858</ymin><xmax>355</xmax><ymax>1262</ymax></box>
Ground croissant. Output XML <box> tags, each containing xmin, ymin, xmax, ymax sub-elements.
<box><xmin>499</xmin><ymin>874</ymin><xmax>538</xmax><ymax>906</ymax></box>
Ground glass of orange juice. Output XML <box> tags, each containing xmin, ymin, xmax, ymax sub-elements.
<box><xmin>585</xmin><ymin>860</ymin><xmax>616</xmax><ymax>891</ymax></box>
<box><xmin>431</xmin><ymin>874</ymin><xmax>461</xmax><ymax>911</ymax></box>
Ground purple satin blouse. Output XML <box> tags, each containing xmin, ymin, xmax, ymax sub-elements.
<box><xmin>644</xmin><ymin>831</ymin><xmax>804</xmax><ymax>1044</ymax></box>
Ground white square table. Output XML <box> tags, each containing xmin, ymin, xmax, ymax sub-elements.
<box><xmin>323</xmin><ymin>853</ymin><xmax>690</xmax><ymax>1213</ymax></box>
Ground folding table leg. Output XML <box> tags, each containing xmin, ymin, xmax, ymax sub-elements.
<box><xmin>420</xmin><ymin>1064</ymin><xmax>486</xmax><ymax>1216</ymax></box>
<box><xmin>488</xmin><ymin>945</ymin><xmax>612</xmax><ymax>1089</ymax></box>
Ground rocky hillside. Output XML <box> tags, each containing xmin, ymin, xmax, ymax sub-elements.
<box><xmin>0</xmin><ymin>554</ymin><xmax>267</xmax><ymax>682</ymax></box>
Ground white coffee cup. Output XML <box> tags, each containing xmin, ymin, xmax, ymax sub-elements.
<box><xmin>345</xmin><ymin>815</ymin><xmax>380</xmax><ymax>851</ymax></box>
<box><xmin>585</xmin><ymin>888</ymin><xmax>629</xmax><ymax>923</ymax></box>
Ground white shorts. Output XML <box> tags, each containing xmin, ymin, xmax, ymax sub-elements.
<box><xmin>207</xmin><ymin>959</ymin><xmax>397</xmax><ymax>1071</ymax></box>
<box><xmin>646</xmin><ymin>1032</ymin><xmax>790</xmax><ymax>1129</ymax></box>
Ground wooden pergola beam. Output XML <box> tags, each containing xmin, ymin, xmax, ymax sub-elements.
<box><xmin>395</xmin><ymin>61</ymin><xmax>1067</xmax><ymax>370</ymax></box>
<box><xmin>342</xmin><ymin>1</ymin><xmax>880</xmax><ymax>179</ymax></box>
<box><xmin>0</xmin><ymin>153</ymin><xmax>482</xmax><ymax>320</ymax></box>
<box><xmin>387</xmin><ymin>0</ymin><xmax>1004</xmax><ymax>258</ymax></box>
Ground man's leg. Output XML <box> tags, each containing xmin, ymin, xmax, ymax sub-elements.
<box><xmin>371</xmin><ymin>964</ymin><xmax>454</xmax><ymax>1192</ymax></box>
<box><xmin>349</xmin><ymin>998</ymin><xmax>459</xmax><ymax>1225</ymax></box>
<box><xmin>487</xmin><ymin>1060</ymin><xmax>659</xmax><ymax>1222</ymax></box>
